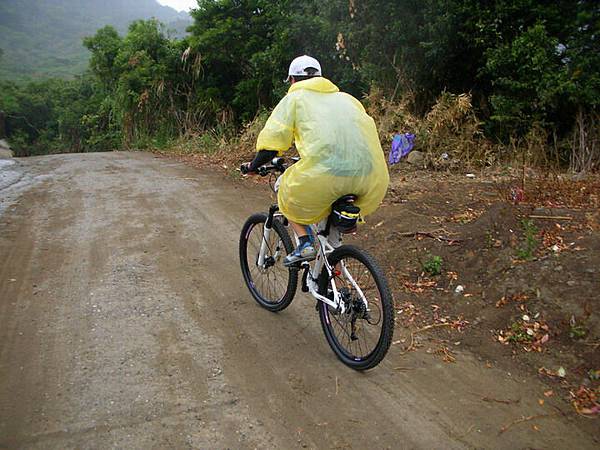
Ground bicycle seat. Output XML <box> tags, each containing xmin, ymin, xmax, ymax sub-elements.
<box><xmin>330</xmin><ymin>195</ymin><xmax>360</xmax><ymax>234</ymax></box>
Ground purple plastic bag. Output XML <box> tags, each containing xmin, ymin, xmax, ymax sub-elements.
<box><xmin>389</xmin><ymin>133</ymin><xmax>415</xmax><ymax>165</ymax></box>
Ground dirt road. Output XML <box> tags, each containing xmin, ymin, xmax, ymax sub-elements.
<box><xmin>0</xmin><ymin>153</ymin><xmax>596</xmax><ymax>448</ymax></box>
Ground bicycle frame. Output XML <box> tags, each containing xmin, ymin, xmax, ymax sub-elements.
<box><xmin>257</xmin><ymin>205</ymin><xmax>369</xmax><ymax>315</ymax></box>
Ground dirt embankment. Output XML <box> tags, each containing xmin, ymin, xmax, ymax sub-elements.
<box><xmin>0</xmin><ymin>152</ymin><xmax>598</xmax><ymax>449</ymax></box>
<box><xmin>357</xmin><ymin>168</ymin><xmax>600</xmax><ymax>420</ymax></box>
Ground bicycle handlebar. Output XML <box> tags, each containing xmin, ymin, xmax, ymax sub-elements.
<box><xmin>240</xmin><ymin>156</ymin><xmax>298</xmax><ymax>177</ymax></box>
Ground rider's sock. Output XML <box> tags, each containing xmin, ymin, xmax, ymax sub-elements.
<box><xmin>299</xmin><ymin>235</ymin><xmax>312</xmax><ymax>247</ymax></box>
<box><xmin>304</xmin><ymin>226</ymin><xmax>314</xmax><ymax>242</ymax></box>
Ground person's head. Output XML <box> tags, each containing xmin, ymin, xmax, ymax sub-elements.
<box><xmin>287</xmin><ymin>55</ymin><xmax>322</xmax><ymax>84</ymax></box>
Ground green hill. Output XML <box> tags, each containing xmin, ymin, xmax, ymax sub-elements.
<box><xmin>0</xmin><ymin>0</ymin><xmax>191</xmax><ymax>80</ymax></box>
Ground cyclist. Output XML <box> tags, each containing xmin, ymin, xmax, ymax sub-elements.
<box><xmin>243</xmin><ymin>55</ymin><xmax>389</xmax><ymax>266</ymax></box>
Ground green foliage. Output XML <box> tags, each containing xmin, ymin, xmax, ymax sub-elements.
<box><xmin>569</xmin><ymin>316</ymin><xmax>589</xmax><ymax>340</ymax></box>
<box><xmin>185</xmin><ymin>0</ymin><xmax>361</xmax><ymax>123</ymax></box>
<box><xmin>0</xmin><ymin>0</ymin><xmax>190</xmax><ymax>81</ymax></box>
<box><xmin>516</xmin><ymin>219</ymin><xmax>539</xmax><ymax>260</ymax></box>
<box><xmin>507</xmin><ymin>321</ymin><xmax>533</xmax><ymax>343</ymax></box>
<box><xmin>486</xmin><ymin>24</ymin><xmax>567</xmax><ymax>138</ymax></box>
<box><xmin>422</xmin><ymin>255</ymin><xmax>443</xmax><ymax>276</ymax></box>
<box><xmin>569</xmin><ymin>324</ymin><xmax>588</xmax><ymax>340</ymax></box>
<box><xmin>0</xmin><ymin>75</ymin><xmax>118</xmax><ymax>155</ymax></box>
<box><xmin>84</xmin><ymin>27</ymin><xmax>123</xmax><ymax>87</ymax></box>
<box><xmin>0</xmin><ymin>0</ymin><xmax>597</xmax><ymax>161</ymax></box>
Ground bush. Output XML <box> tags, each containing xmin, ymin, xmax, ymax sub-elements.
<box><xmin>422</xmin><ymin>255</ymin><xmax>443</xmax><ymax>276</ymax></box>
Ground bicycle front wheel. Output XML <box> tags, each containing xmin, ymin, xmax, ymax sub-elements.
<box><xmin>239</xmin><ymin>213</ymin><xmax>298</xmax><ymax>312</ymax></box>
<box><xmin>318</xmin><ymin>245</ymin><xmax>394</xmax><ymax>370</ymax></box>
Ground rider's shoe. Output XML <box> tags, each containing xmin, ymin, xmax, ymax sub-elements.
<box><xmin>284</xmin><ymin>240</ymin><xmax>316</xmax><ymax>267</ymax></box>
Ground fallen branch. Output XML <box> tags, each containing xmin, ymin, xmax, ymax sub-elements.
<box><xmin>416</xmin><ymin>323</ymin><xmax>456</xmax><ymax>333</ymax></box>
<box><xmin>528</xmin><ymin>215</ymin><xmax>573</xmax><ymax>221</ymax></box>
<box><xmin>436</xmin><ymin>345</ymin><xmax>456</xmax><ymax>363</ymax></box>
<box><xmin>498</xmin><ymin>412</ymin><xmax>559</xmax><ymax>435</ymax></box>
<box><xmin>395</xmin><ymin>230</ymin><xmax>463</xmax><ymax>245</ymax></box>
<box><xmin>400</xmin><ymin>323</ymin><xmax>454</xmax><ymax>355</ymax></box>
<box><xmin>396</xmin><ymin>229</ymin><xmax>446</xmax><ymax>236</ymax></box>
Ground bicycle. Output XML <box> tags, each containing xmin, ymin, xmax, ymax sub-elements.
<box><xmin>239</xmin><ymin>157</ymin><xmax>394</xmax><ymax>370</ymax></box>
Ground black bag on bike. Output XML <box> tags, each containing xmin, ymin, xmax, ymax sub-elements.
<box><xmin>331</xmin><ymin>201</ymin><xmax>361</xmax><ymax>234</ymax></box>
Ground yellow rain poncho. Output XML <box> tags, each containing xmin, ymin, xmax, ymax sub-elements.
<box><xmin>256</xmin><ymin>77</ymin><xmax>389</xmax><ymax>225</ymax></box>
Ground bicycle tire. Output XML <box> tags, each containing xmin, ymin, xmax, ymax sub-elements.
<box><xmin>239</xmin><ymin>213</ymin><xmax>298</xmax><ymax>312</ymax></box>
<box><xmin>317</xmin><ymin>245</ymin><xmax>394</xmax><ymax>370</ymax></box>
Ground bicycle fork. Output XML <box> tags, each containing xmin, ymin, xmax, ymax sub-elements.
<box><xmin>257</xmin><ymin>204</ymin><xmax>281</xmax><ymax>268</ymax></box>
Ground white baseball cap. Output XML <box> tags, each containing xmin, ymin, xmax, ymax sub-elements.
<box><xmin>287</xmin><ymin>55</ymin><xmax>322</xmax><ymax>81</ymax></box>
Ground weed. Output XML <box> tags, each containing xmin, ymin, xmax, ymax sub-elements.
<box><xmin>485</xmin><ymin>230</ymin><xmax>493</xmax><ymax>248</ymax></box>
<box><xmin>569</xmin><ymin>316</ymin><xmax>589</xmax><ymax>340</ymax></box>
<box><xmin>570</xmin><ymin>325</ymin><xmax>589</xmax><ymax>340</ymax></box>
<box><xmin>422</xmin><ymin>255</ymin><xmax>443</xmax><ymax>276</ymax></box>
<box><xmin>516</xmin><ymin>219</ymin><xmax>538</xmax><ymax>260</ymax></box>
<box><xmin>507</xmin><ymin>322</ymin><xmax>533</xmax><ymax>343</ymax></box>
<box><xmin>498</xmin><ymin>315</ymin><xmax>550</xmax><ymax>351</ymax></box>
<box><xmin>196</xmin><ymin>132</ymin><xmax>221</xmax><ymax>154</ymax></box>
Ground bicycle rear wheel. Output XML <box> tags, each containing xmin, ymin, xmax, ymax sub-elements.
<box><xmin>318</xmin><ymin>245</ymin><xmax>394</xmax><ymax>370</ymax></box>
<box><xmin>239</xmin><ymin>213</ymin><xmax>298</xmax><ymax>312</ymax></box>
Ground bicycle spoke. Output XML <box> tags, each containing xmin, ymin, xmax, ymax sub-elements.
<box><xmin>243</xmin><ymin>220</ymin><xmax>292</xmax><ymax>304</ymax></box>
<box><xmin>323</xmin><ymin>252</ymin><xmax>387</xmax><ymax>361</ymax></box>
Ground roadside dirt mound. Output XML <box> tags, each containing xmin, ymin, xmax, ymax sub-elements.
<box><xmin>350</xmin><ymin>167</ymin><xmax>599</xmax><ymax>419</ymax></box>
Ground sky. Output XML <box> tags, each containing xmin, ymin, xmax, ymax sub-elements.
<box><xmin>157</xmin><ymin>0</ymin><xmax>197</xmax><ymax>12</ymax></box>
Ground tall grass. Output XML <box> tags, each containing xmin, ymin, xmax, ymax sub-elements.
<box><xmin>159</xmin><ymin>90</ymin><xmax>598</xmax><ymax>174</ymax></box>
<box><xmin>366</xmin><ymin>89</ymin><xmax>493</xmax><ymax>168</ymax></box>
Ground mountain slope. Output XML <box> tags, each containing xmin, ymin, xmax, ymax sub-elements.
<box><xmin>0</xmin><ymin>0</ymin><xmax>191</xmax><ymax>80</ymax></box>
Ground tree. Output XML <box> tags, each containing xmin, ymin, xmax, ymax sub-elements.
<box><xmin>83</xmin><ymin>26</ymin><xmax>123</xmax><ymax>87</ymax></box>
<box><xmin>485</xmin><ymin>24</ymin><xmax>566</xmax><ymax>137</ymax></box>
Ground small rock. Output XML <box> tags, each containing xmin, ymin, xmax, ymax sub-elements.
<box><xmin>454</xmin><ymin>285</ymin><xmax>464</xmax><ymax>295</ymax></box>
<box><xmin>466</xmin><ymin>173</ymin><xmax>476</xmax><ymax>179</ymax></box>
<box><xmin>557</xmin><ymin>367</ymin><xmax>566</xmax><ymax>378</ymax></box>
<box><xmin>554</xmin><ymin>265</ymin><xmax>563</xmax><ymax>272</ymax></box>
<box><xmin>567</xmin><ymin>280</ymin><xmax>576</xmax><ymax>287</ymax></box>
<box><xmin>406</xmin><ymin>150</ymin><xmax>424</xmax><ymax>165</ymax></box>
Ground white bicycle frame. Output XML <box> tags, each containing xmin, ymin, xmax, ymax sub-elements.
<box><xmin>257</xmin><ymin>213</ymin><xmax>369</xmax><ymax>315</ymax></box>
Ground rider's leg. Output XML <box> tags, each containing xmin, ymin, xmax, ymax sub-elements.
<box><xmin>290</xmin><ymin>221</ymin><xmax>309</xmax><ymax>238</ymax></box>
<box><xmin>284</xmin><ymin>220</ymin><xmax>316</xmax><ymax>266</ymax></box>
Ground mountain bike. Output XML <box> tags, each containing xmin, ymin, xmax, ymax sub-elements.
<box><xmin>239</xmin><ymin>158</ymin><xmax>394</xmax><ymax>370</ymax></box>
